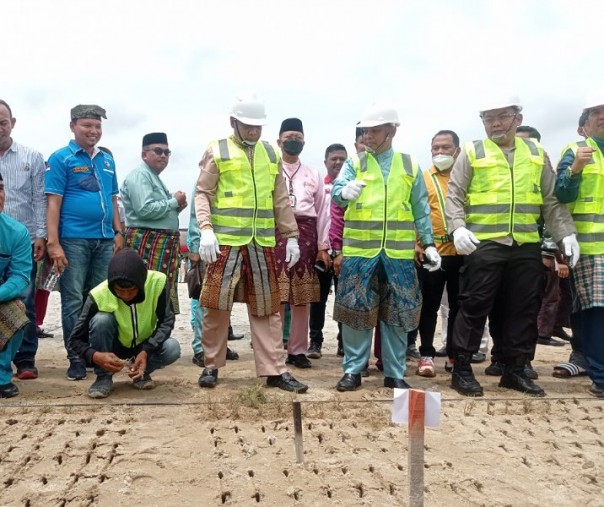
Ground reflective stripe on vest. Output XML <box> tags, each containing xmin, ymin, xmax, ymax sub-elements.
<box><xmin>90</xmin><ymin>271</ymin><xmax>167</xmax><ymax>349</ymax></box>
<box><xmin>465</xmin><ymin>137</ymin><xmax>544</xmax><ymax>243</ymax></box>
<box><xmin>343</xmin><ymin>151</ymin><xmax>418</xmax><ymax>259</ymax></box>
<box><xmin>210</xmin><ymin>138</ymin><xmax>279</xmax><ymax>247</ymax></box>
<box><xmin>565</xmin><ymin>138</ymin><xmax>604</xmax><ymax>255</ymax></box>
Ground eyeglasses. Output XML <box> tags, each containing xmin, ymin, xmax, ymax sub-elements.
<box><xmin>481</xmin><ymin>113</ymin><xmax>517</xmax><ymax>125</ymax></box>
<box><xmin>145</xmin><ymin>148</ymin><xmax>172</xmax><ymax>156</ymax></box>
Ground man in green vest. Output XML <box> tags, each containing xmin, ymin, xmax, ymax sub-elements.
<box><xmin>331</xmin><ymin>102</ymin><xmax>441</xmax><ymax>392</ymax></box>
<box><xmin>194</xmin><ymin>94</ymin><xmax>308</xmax><ymax>393</ymax></box>
<box><xmin>69</xmin><ymin>248</ymin><xmax>181</xmax><ymax>398</ymax></box>
<box><xmin>446</xmin><ymin>94</ymin><xmax>579</xmax><ymax>397</ymax></box>
<box><xmin>555</xmin><ymin>94</ymin><xmax>604</xmax><ymax>398</ymax></box>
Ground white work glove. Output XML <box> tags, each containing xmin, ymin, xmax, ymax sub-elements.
<box><xmin>199</xmin><ymin>229</ymin><xmax>220</xmax><ymax>264</ymax></box>
<box><xmin>453</xmin><ymin>226</ymin><xmax>480</xmax><ymax>255</ymax></box>
<box><xmin>561</xmin><ymin>233</ymin><xmax>580</xmax><ymax>268</ymax></box>
<box><xmin>285</xmin><ymin>237</ymin><xmax>300</xmax><ymax>269</ymax></box>
<box><xmin>423</xmin><ymin>246</ymin><xmax>442</xmax><ymax>272</ymax></box>
<box><xmin>341</xmin><ymin>180</ymin><xmax>366</xmax><ymax>201</ymax></box>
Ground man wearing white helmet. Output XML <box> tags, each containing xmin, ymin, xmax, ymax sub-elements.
<box><xmin>193</xmin><ymin>94</ymin><xmax>308</xmax><ymax>393</ymax></box>
<box><xmin>331</xmin><ymin>102</ymin><xmax>440</xmax><ymax>392</ymax></box>
<box><xmin>446</xmin><ymin>95</ymin><xmax>578</xmax><ymax>397</ymax></box>
<box><xmin>555</xmin><ymin>95</ymin><xmax>604</xmax><ymax>398</ymax></box>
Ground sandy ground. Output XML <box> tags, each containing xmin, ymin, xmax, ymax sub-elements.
<box><xmin>0</xmin><ymin>285</ymin><xmax>603</xmax><ymax>506</ymax></box>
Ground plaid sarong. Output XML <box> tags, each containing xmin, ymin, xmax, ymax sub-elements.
<box><xmin>125</xmin><ymin>227</ymin><xmax>181</xmax><ymax>313</ymax></box>
<box><xmin>0</xmin><ymin>299</ymin><xmax>29</xmax><ymax>351</ymax></box>
<box><xmin>571</xmin><ymin>254</ymin><xmax>604</xmax><ymax>310</ymax></box>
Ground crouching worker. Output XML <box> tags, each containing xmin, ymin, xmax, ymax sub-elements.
<box><xmin>69</xmin><ymin>248</ymin><xmax>181</xmax><ymax>398</ymax></box>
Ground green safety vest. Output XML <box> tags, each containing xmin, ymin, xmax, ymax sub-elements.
<box><xmin>465</xmin><ymin>137</ymin><xmax>544</xmax><ymax>243</ymax></box>
<box><xmin>90</xmin><ymin>271</ymin><xmax>166</xmax><ymax>349</ymax></box>
<box><xmin>343</xmin><ymin>151</ymin><xmax>417</xmax><ymax>259</ymax></box>
<box><xmin>209</xmin><ymin>138</ymin><xmax>279</xmax><ymax>247</ymax></box>
<box><xmin>565</xmin><ymin>138</ymin><xmax>604</xmax><ymax>255</ymax></box>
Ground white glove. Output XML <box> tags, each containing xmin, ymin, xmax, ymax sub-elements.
<box><xmin>285</xmin><ymin>238</ymin><xmax>300</xmax><ymax>269</ymax></box>
<box><xmin>341</xmin><ymin>180</ymin><xmax>366</xmax><ymax>201</ymax></box>
<box><xmin>199</xmin><ymin>229</ymin><xmax>220</xmax><ymax>264</ymax></box>
<box><xmin>423</xmin><ymin>246</ymin><xmax>442</xmax><ymax>272</ymax></box>
<box><xmin>561</xmin><ymin>233</ymin><xmax>580</xmax><ymax>268</ymax></box>
<box><xmin>453</xmin><ymin>226</ymin><xmax>480</xmax><ymax>255</ymax></box>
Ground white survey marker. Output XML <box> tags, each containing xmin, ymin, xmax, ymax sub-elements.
<box><xmin>391</xmin><ymin>389</ymin><xmax>441</xmax><ymax>428</ymax></box>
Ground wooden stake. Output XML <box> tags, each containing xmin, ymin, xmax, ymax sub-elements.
<box><xmin>292</xmin><ymin>401</ymin><xmax>303</xmax><ymax>463</ymax></box>
<box><xmin>408</xmin><ymin>389</ymin><xmax>425</xmax><ymax>507</ymax></box>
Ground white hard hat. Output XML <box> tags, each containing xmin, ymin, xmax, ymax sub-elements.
<box><xmin>230</xmin><ymin>93</ymin><xmax>267</xmax><ymax>126</ymax></box>
<box><xmin>478</xmin><ymin>94</ymin><xmax>522</xmax><ymax>113</ymax></box>
<box><xmin>583</xmin><ymin>92</ymin><xmax>604</xmax><ymax>111</ymax></box>
<box><xmin>357</xmin><ymin>102</ymin><xmax>400</xmax><ymax>128</ymax></box>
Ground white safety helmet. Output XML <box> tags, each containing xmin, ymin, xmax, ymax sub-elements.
<box><xmin>478</xmin><ymin>94</ymin><xmax>522</xmax><ymax>114</ymax></box>
<box><xmin>230</xmin><ymin>93</ymin><xmax>267</xmax><ymax>126</ymax></box>
<box><xmin>583</xmin><ymin>92</ymin><xmax>604</xmax><ymax>111</ymax></box>
<box><xmin>357</xmin><ymin>102</ymin><xmax>400</xmax><ymax>128</ymax></box>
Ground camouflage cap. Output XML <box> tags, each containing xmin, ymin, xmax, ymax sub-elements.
<box><xmin>70</xmin><ymin>104</ymin><xmax>107</xmax><ymax>121</ymax></box>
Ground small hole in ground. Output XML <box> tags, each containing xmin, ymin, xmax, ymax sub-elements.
<box><xmin>283</xmin><ymin>469</ymin><xmax>289</xmax><ymax>477</ymax></box>
<box><xmin>248</xmin><ymin>470</ymin><xmax>254</xmax><ymax>478</ymax></box>
<box><xmin>221</xmin><ymin>492</ymin><xmax>231</xmax><ymax>504</ymax></box>
<box><xmin>218</xmin><ymin>471</ymin><xmax>224</xmax><ymax>479</ymax></box>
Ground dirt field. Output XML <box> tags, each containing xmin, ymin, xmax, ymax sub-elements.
<box><xmin>1</xmin><ymin>286</ymin><xmax>602</xmax><ymax>506</ymax></box>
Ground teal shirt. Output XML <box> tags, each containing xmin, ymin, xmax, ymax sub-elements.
<box><xmin>331</xmin><ymin>148</ymin><xmax>434</xmax><ymax>246</ymax></box>
<box><xmin>0</xmin><ymin>213</ymin><xmax>32</xmax><ymax>302</ymax></box>
<box><xmin>121</xmin><ymin>162</ymin><xmax>179</xmax><ymax>230</ymax></box>
<box><xmin>187</xmin><ymin>186</ymin><xmax>200</xmax><ymax>252</ymax></box>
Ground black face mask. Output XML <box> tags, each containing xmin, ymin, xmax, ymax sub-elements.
<box><xmin>282</xmin><ymin>139</ymin><xmax>304</xmax><ymax>156</ymax></box>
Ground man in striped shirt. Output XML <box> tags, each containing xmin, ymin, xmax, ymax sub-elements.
<box><xmin>0</xmin><ymin>100</ymin><xmax>47</xmax><ymax>380</ymax></box>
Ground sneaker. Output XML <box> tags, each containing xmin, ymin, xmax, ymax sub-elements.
<box><xmin>406</xmin><ymin>343</ymin><xmax>421</xmax><ymax>360</ymax></box>
<box><xmin>67</xmin><ymin>360</ymin><xmax>87</xmax><ymax>381</ymax></box>
<box><xmin>16</xmin><ymin>361</ymin><xmax>38</xmax><ymax>380</ymax></box>
<box><xmin>307</xmin><ymin>343</ymin><xmax>322</xmax><ymax>359</ymax></box>
<box><xmin>471</xmin><ymin>352</ymin><xmax>487</xmax><ymax>363</ymax></box>
<box><xmin>435</xmin><ymin>346</ymin><xmax>448</xmax><ymax>357</ymax></box>
<box><xmin>87</xmin><ymin>375</ymin><xmax>113</xmax><ymax>399</ymax></box>
<box><xmin>226</xmin><ymin>347</ymin><xmax>239</xmax><ymax>361</ymax></box>
<box><xmin>192</xmin><ymin>352</ymin><xmax>204</xmax><ymax>367</ymax></box>
<box><xmin>416</xmin><ymin>356</ymin><xmax>436</xmax><ymax>377</ymax></box>
<box><xmin>485</xmin><ymin>361</ymin><xmax>503</xmax><ymax>376</ymax></box>
<box><xmin>266</xmin><ymin>372</ymin><xmax>308</xmax><ymax>393</ymax></box>
<box><xmin>132</xmin><ymin>372</ymin><xmax>155</xmax><ymax>390</ymax></box>
<box><xmin>286</xmin><ymin>353</ymin><xmax>312</xmax><ymax>368</ymax></box>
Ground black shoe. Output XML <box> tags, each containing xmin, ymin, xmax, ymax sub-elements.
<box><xmin>0</xmin><ymin>382</ymin><xmax>19</xmax><ymax>398</ymax></box>
<box><xmin>499</xmin><ymin>369</ymin><xmax>545</xmax><ymax>397</ymax></box>
<box><xmin>552</xmin><ymin>327</ymin><xmax>572</xmax><ymax>341</ymax></box>
<box><xmin>524</xmin><ymin>361</ymin><xmax>538</xmax><ymax>380</ymax></box>
<box><xmin>336</xmin><ymin>373</ymin><xmax>361</xmax><ymax>392</ymax></box>
<box><xmin>198</xmin><ymin>368</ymin><xmax>218</xmax><ymax>388</ymax></box>
<box><xmin>307</xmin><ymin>342</ymin><xmax>322</xmax><ymax>359</ymax></box>
<box><xmin>192</xmin><ymin>352</ymin><xmax>204</xmax><ymax>367</ymax></box>
<box><xmin>266</xmin><ymin>372</ymin><xmax>308</xmax><ymax>393</ymax></box>
<box><xmin>67</xmin><ymin>360</ymin><xmax>87</xmax><ymax>381</ymax></box>
<box><xmin>406</xmin><ymin>343</ymin><xmax>421</xmax><ymax>360</ymax></box>
<box><xmin>384</xmin><ymin>377</ymin><xmax>411</xmax><ymax>389</ymax></box>
<box><xmin>15</xmin><ymin>360</ymin><xmax>38</xmax><ymax>380</ymax></box>
<box><xmin>452</xmin><ymin>354</ymin><xmax>483</xmax><ymax>396</ymax></box>
<box><xmin>537</xmin><ymin>336</ymin><xmax>566</xmax><ymax>347</ymax></box>
<box><xmin>485</xmin><ymin>361</ymin><xmax>504</xmax><ymax>376</ymax></box>
<box><xmin>226</xmin><ymin>347</ymin><xmax>239</xmax><ymax>361</ymax></box>
<box><xmin>228</xmin><ymin>332</ymin><xmax>244</xmax><ymax>341</ymax></box>
<box><xmin>37</xmin><ymin>327</ymin><xmax>54</xmax><ymax>338</ymax></box>
<box><xmin>471</xmin><ymin>352</ymin><xmax>486</xmax><ymax>364</ymax></box>
<box><xmin>435</xmin><ymin>346</ymin><xmax>448</xmax><ymax>358</ymax></box>
<box><xmin>286</xmin><ymin>353</ymin><xmax>312</xmax><ymax>368</ymax></box>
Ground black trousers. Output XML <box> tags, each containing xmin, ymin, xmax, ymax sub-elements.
<box><xmin>417</xmin><ymin>255</ymin><xmax>464</xmax><ymax>358</ymax></box>
<box><xmin>452</xmin><ymin>241</ymin><xmax>545</xmax><ymax>363</ymax></box>
<box><xmin>309</xmin><ymin>269</ymin><xmax>342</xmax><ymax>347</ymax></box>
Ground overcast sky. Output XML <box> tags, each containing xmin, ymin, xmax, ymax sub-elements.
<box><xmin>3</xmin><ymin>0</ymin><xmax>603</xmax><ymax>227</ymax></box>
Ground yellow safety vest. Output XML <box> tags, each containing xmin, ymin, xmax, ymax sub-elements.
<box><xmin>565</xmin><ymin>138</ymin><xmax>604</xmax><ymax>255</ymax></box>
<box><xmin>343</xmin><ymin>151</ymin><xmax>417</xmax><ymax>259</ymax></box>
<box><xmin>465</xmin><ymin>137</ymin><xmax>544</xmax><ymax>243</ymax></box>
<box><xmin>90</xmin><ymin>271</ymin><xmax>166</xmax><ymax>349</ymax></box>
<box><xmin>209</xmin><ymin>138</ymin><xmax>279</xmax><ymax>247</ymax></box>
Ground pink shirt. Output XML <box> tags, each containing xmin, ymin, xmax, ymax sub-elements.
<box><xmin>282</xmin><ymin>161</ymin><xmax>330</xmax><ymax>250</ymax></box>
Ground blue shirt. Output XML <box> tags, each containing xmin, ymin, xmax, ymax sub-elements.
<box><xmin>556</xmin><ymin>136</ymin><xmax>604</xmax><ymax>203</ymax></box>
<box><xmin>0</xmin><ymin>213</ymin><xmax>32</xmax><ymax>302</ymax></box>
<box><xmin>45</xmin><ymin>140</ymin><xmax>118</xmax><ymax>239</ymax></box>
<box><xmin>331</xmin><ymin>148</ymin><xmax>434</xmax><ymax>246</ymax></box>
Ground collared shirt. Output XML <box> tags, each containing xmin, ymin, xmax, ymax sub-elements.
<box><xmin>446</xmin><ymin>142</ymin><xmax>576</xmax><ymax>244</ymax></box>
<box><xmin>282</xmin><ymin>160</ymin><xmax>330</xmax><ymax>250</ymax></box>
<box><xmin>423</xmin><ymin>166</ymin><xmax>457</xmax><ymax>256</ymax></box>
<box><xmin>0</xmin><ymin>213</ymin><xmax>32</xmax><ymax>302</ymax></box>
<box><xmin>195</xmin><ymin>135</ymin><xmax>298</xmax><ymax>239</ymax></box>
<box><xmin>121</xmin><ymin>162</ymin><xmax>179</xmax><ymax>231</ymax></box>
<box><xmin>45</xmin><ymin>140</ymin><xmax>118</xmax><ymax>239</ymax></box>
<box><xmin>0</xmin><ymin>141</ymin><xmax>47</xmax><ymax>241</ymax></box>
<box><xmin>331</xmin><ymin>148</ymin><xmax>434</xmax><ymax>247</ymax></box>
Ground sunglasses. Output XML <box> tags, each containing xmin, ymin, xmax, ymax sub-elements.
<box><xmin>145</xmin><ymin>148</ymin><xmax>172</xmax><ymax>156</ymax></box>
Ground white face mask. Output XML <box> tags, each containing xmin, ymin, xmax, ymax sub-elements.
<box><xmin>432</xmin><ymin>154</ymin><xmax>455</xmax><ymax>171</ymax></box>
